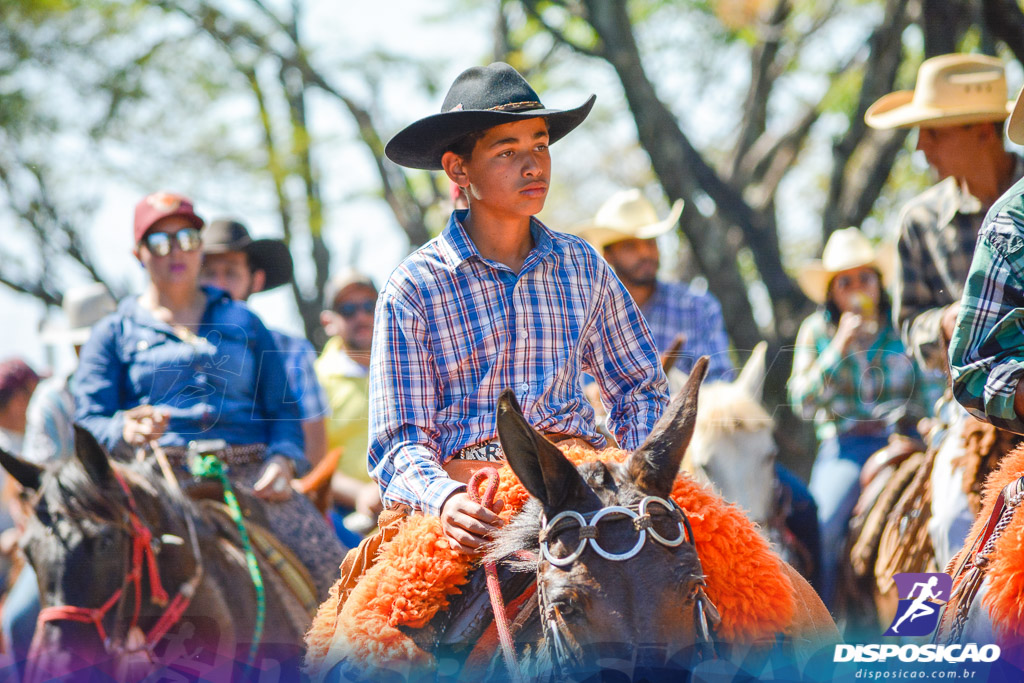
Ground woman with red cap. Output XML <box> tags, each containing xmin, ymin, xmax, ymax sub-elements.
<box><xmin>73</xmin><ymin>191</ymin><xmax>343</xmax><ymax>598</ymax></box>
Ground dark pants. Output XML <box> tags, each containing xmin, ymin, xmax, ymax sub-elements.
<box><xmin>776</xmin><ymin>464</ymin><xmax>822</xmax><ymax>592</ymax></box>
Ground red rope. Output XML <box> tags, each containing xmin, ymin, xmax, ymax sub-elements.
<box><xmin>34</xmin><ymin>469</ymin><xmax>194</xmax><ymax>660</ymax></box>
<box><xmin>468</xmin><ymin>468</ymin><xmax>523</xmax><ymax>683</ymax></box>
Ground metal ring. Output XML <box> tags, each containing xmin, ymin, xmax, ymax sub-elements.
<box><xmin>639</xmin><ymin>496</ymin><xmax>687</xmax><ymax>547</ymax></box>
<box><xmin>587</xmin><ymin>506</ymin><xmax>646</xmax><ymax>561</ymax></box>
<box><xmin>540</xmin><ymin>510</ymin><xmax>587</xmax><ymax>567</ymax></box>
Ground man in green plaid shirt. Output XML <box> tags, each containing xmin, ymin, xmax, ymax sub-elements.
<box><xmin>950</xmin><ymin>89</ymin><xmax>1024</xmax><ymax>431</ymax></box>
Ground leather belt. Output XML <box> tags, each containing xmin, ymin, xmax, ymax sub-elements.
<box><xmin>160</xmin><ymin>442</ymin><xmax>266</xmax><ymax>467</ymax></box>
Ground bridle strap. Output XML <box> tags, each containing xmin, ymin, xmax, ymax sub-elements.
<box><xmin>33</xmin><ymin>465</ymin><xmax>203</xmax><ymax>655</ymax></box>
<box><xmin>537</xmin><ymin>496</ymin><xmax>719</xmax><ymax>668</ymax></box>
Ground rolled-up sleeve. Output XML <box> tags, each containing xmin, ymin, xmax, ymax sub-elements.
<box><xmin>585</xmin><ymin>268</ymin><xmax>669</xmax><ymax>451</ymax></box>
<box><xmin>73</xmin><ymin>317</ymin><xmax>129</xmax><ymax>453</ymax></box>
<box><xmin>950</xmin><ymin>212</ymin><xmax>1024</xmax><ymax>433</ymax></box>
<box><xmin>367</xmin><ymin>290</ymin><xmax>463</xmax><ymax>515</ymax></box>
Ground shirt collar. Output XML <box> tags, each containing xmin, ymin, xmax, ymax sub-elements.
<box><xmin>318</xmin><ymin>336</ymin><xmax>369</xmax><ymax>378</ymax></box>
<box><xmin>935</xmin><ymin>155</ymin><xmax>1024</xmax><ymax>224</ymax></box>
<box><xmin>436</xmin><ymin>209</ymin><xmax>556</xmax><ymax>272</ymax></box>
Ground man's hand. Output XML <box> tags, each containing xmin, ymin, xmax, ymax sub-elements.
<box><xmin>122</xmin><ymin>405</ymin><xmax>169</xmax><ymax>446</ymax></box>
<box><xmin>254</xmin><ymin>455</ymin><xmax>295</xmax><ymax>502</ymax></box>
<box><xmin>440</xmin><ymin>491</ymin><xmax>504</xmax><ymax>555</ymax></box>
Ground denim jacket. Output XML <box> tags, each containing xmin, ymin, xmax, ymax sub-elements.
<box><xmin>74</xmin><ymin>286</ymin><xmax>305</xmax><ymax>466</ymax></box>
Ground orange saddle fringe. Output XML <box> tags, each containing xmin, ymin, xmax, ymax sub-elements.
<box><xmin>948</xmin><ymin>445</ymin><xmax>1024</xmax><ymax>650</ymax></box>
<box><xmin>305</xmin><ymin>445</ymin><xmax>798</xmax><ymax>676</ymax></box>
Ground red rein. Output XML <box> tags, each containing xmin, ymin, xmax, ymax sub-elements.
<box><xmin>468</xmin><ymin>467</ymin><xmax>524</xmax><ymax>683</ymax></box>
<box><xmin>34</xmin><ymin>469</ymin><xmax>193</xmax><ymax>654</ymax></box>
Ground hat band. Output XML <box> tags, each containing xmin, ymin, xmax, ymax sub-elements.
<box><xmin>488</xmin><ymin>100</ymin><xmax>543</xmax><ymax>112</ymax></box>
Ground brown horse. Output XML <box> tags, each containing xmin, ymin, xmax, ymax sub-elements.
<box><xmin>310</xmin><ymin>358</ymin><xmax>837</xmax><ymax>681</ymax></box>
<box><xmin>0</xmin><ymin>427</ymin><xmax>310</xmax><ymax>682</ymax></box>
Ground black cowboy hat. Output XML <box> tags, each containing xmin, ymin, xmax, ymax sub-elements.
<box><xmin>202</xmin><ymin>219</ymin><xmax>294</xmax><ymax>291</ymax></box>
<box><xmin>385</xmin><ymin>62</ymin><xmax>596</xmax><ymax>171</ymax></box>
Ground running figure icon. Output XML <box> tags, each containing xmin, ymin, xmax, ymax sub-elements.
<box><xmin>890</xmin><ymin>576</ymin><xmax>942</xmax><ymax>634</ymax></box>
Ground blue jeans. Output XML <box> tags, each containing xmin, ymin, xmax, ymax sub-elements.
<box><xmin>809</xmin><ymin>433</ymin><xmax>890</xmax><ymax>610</ymax></box>
<box><xmin>776</xmin><ymin>464</ymin><xmax>822</xmax><ymax>593</ymax></box>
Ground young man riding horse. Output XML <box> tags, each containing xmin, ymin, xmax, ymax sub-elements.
<box><xmin>310</xmin><ymin>62</ymin><xmax>837</xmax><ymax>680</ymax></box>
<box><xmin>365</xmin><ymin>62</ymin><xmax>668</xmax><ymax>550</ymax></box>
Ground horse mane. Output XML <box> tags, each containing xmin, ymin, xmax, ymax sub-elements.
<box><xmin>43</xmin><ymin>456</ymin><xmax>191</xmax><ymax>527</ymax></box>
<box><xmin>486</xmin><ymin>497</ymin><xmax>542</xmax><ymax>571</ymax></box>
<box><xmin>694</xmin><ymin>381</ymin><xmax>772</xmax><ymax>438</ymax></box>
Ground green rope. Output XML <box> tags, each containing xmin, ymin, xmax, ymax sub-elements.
<box><xmin>189</xmin><ymin>454</ymin><xmax>265</xmax><ymax>671</ymax></box>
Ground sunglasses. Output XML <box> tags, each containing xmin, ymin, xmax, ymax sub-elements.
<box><xmin>335</xmin><ymin>300</ymin><xmax>376</xmax><ymax>318</ymax></box>
<box><xmin>142</xmin><ymin>227</ymin><xmax>202</xmax><ymax>257</ymax></box>
<box><xmin>832</xmin><ymin>270</ymin><xmax>878</xmax><ymax>291</ymax></box>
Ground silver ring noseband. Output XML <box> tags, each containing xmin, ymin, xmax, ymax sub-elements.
<box><xmin>539</xmin><ymin>496</ymin><xmax>689</xmax><ymax>567</ymax></box>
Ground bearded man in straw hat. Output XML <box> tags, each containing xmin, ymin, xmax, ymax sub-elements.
<box><xmin>868</xmin><ymin>54</ymin><xmax>1024</xmax><ymax>568</ymax></box>
<box><xmin>575</xmin><ymin>188</ymin><xmax>734</xmax><ymax>382</ymax></box>
<box><xmin>866</xmin><ymin>53</ymin><xmax>1023</xmax><ymax>371</ymax></box>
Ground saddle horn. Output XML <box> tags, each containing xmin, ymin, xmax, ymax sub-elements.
<box><xmin>627</xmin><ymin>356</ymin><xmax>709</xmax><ymax>497</ymax></box>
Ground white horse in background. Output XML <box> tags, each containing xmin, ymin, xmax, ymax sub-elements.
<box><xmin>679</xmin><ymin>342</ymin><xmax>776</xmax><ymax>527</ymax></box>
<box><xmin>678</xmin><ymin>342</ymin><xmax>818</xmax><ymax>580</ymax></box>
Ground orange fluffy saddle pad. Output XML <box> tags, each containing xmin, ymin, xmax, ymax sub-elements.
<box><xmin>304</xmin><ymin>446</ymin><xmax>798</xmax><ymax>675</ymax></box>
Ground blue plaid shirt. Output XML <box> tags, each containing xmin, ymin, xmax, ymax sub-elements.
<box><xmin>641</xmin><ymin>281</ymin><xmax>734</xmax><ymax>382</ymax></box>
<box><xmin>368</xmin><ymin>211</ymin><xmax>669</xmax><ymax>514</ymax></box>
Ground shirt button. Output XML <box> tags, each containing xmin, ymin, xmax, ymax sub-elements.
<box><xmin>520</xmin><ymin>382</ymin><xmax>529</xmax><ymax>392</ymax></box>
<box><xmin>521</xmin><ymin>330</ymin><xmax>529</xmax><ymax>339</ymax></box>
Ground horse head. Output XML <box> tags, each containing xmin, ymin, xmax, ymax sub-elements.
<box><xmin>0</xmin><ymin>426</ymin><xmax>201</xmax><ymax>678</ymax></box>
<box><xmin>490</xmin><ymin>357</ymin><xmax>718</xmax><ymax>674</ymax></box>
<box><xmin>684</xmin><ymin>341</ymin><xmax>777</xmax><ymax>528</ymax></box>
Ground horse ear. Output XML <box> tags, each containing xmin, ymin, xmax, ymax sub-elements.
<box><xmin>0</xmin><ymin>447</ymin><xmax>43</xmax><ymax>491</ymax></box>
<box><xmin>73</xmin><ymin>425</ymin><xmax>112</xmax><ymax>487</ymax></box>
<box><xmin>735</xmin><ymin>341</ymin><xmax>768</xmax><ymax>403</ymax></box>
<box><xmin>627</xmin><ymin>356</ymin><xmax>709</xmax><ymax>496</ymax></box>
<box><xmin>496</xmin><ymin>389</ymin><xmax>588</xmax><ymax>511</ymax></box>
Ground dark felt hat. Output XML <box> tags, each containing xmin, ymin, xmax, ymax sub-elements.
<box><xmin>202</xmin><ymin>219</ymin><xmax>294</xmax><ymax>291</ymax></box>
<box><xmin>385</xmin><ymin>62</ymin><xmax>596</xmax><ymax>171</ymax></box>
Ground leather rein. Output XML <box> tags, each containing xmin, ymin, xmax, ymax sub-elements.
<box><xmin>34</xmin><ymin>466</ymin><xmax>204</xmax><ymax>658</ymax></box>
<box><xmin>536</xmin><ymin>495</ymin><xmax>720</xmax><ymax>674</ymax></box>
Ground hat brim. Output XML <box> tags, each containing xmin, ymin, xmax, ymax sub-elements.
<box><xmin>1009</xmin><ymin>87</ymin><xmax>1024</xmax><ymax>145</ymax></box>
<box><xmin>796</xmin><ymin>251</ymin><xmax>893</xmax><ymax>304</ymax></box>
<box><xmin>865</xmin><ymin>90</ymin><xmax>1014</xmax><ymax>130</ymax></box>
<box><xmin>385</xmin><ymin>95</ymin><xmax>597</xmax><ymax>171</ymax></box>
<box><xmin>247</xmin><ymin>240</ymin><xmax>294</xmax><ymax>291</ymax></box>
<box><xmin>573</xmin><ymin>199</ymin><xmax>684</xmax><ymax>250</ymax></box>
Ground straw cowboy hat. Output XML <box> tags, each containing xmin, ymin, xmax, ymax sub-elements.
<box><xmin>385</xmin><ymin>62</ymin><xmax>595</xmax><ymax>171</ymax></box>
<box><xmin>40</xmin><ymin>283</ymin><xmax>117</xmax><ymax>346</ymax></box>
<box><xmin>202</xmin><ymin>219</ymin><xmax>294</xmax><ymax>291</ymax></box>
<box><xmin>865</xmin><ymin>54</ymin><xmax>1014</xmax><ymax>130</ymax></box>
<box><xmin>796</xmin><ymin>228</ymin><xmax>894</xmax><ymax>304</ymax></box>
<box><xmin>573</xmin><ymin>189</ymin><xmax>685</xmax><ymax>250</ymax></box>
